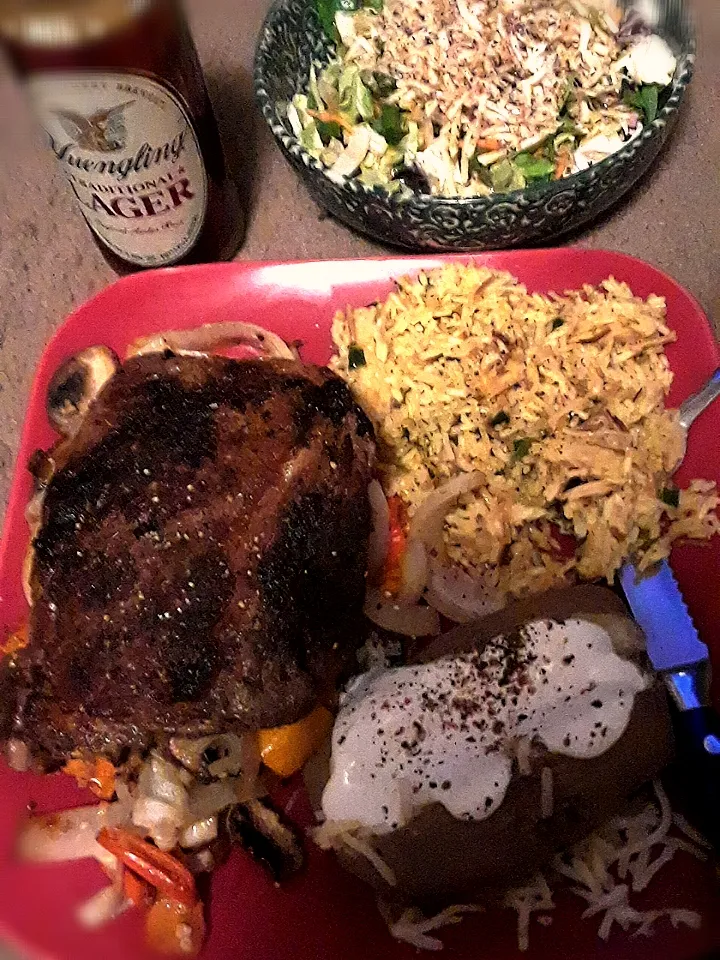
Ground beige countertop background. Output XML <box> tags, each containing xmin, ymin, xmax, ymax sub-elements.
<box><xmin>0</xmin><ymin>0</ymin><xmax>718</xmax><ymax>954</ymax></box>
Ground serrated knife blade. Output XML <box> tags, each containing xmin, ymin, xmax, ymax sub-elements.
<box><xmin>619</xmin><ymin>560</ymin><xmax>709</xmax><ymax>673</ymax></box>
<box><xmin>619</xmin><ymin>558</ymin><xmax>720</xmax><ymax>854</ymax></box>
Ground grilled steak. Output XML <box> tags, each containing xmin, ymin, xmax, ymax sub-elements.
<box><xmin>1</xmin><ymin>353</ymin><xmax>375</xmax><ymax>768</ymax></box>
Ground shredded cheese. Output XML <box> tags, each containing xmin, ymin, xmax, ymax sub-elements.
<box><xmin>558</xmin><ymin>781</ymin><xmax>705</xmax><ymax>943</ymax></box>
<box><xmin>516</xmin><ymin>737</ymin><xmax>532</xmax><ymax>777</ymax></box>
<box><xmin>343</xmin><ymin>833</ymin><xmax>398</xmax><ymax>887</ymax></box>
<box><xmin>503</xmin><ymin>873</ymin><xmax>555</xmax><ymax>952</ymax></box>
<box><xmin>672</xmin><ymin>810</ymin><xmax>713</xmax><ymax>851</ymax></box>
<box><xmin>314</xmin><ymin>820</ymin><xmax>397</xmax><ymax>887</ymax></box>
<box><xmin>389</xmin><ymin>905</ymin><xmax>485</xmax><ymax>951</ymax></box>
<box><xmin>368</xmin><ymin>780</ymin><xmax>709</xmax><ymax>952</ymax></box>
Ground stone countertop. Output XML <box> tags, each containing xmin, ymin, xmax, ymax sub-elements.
<box><xmin>0</xmin><ymin>0</ymin><xmax>718</xmax><ymax>520</ymax></box>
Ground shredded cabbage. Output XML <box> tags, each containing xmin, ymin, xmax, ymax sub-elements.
<box><xmin>293</xmin><ymin>1</ymin><xmax>677</xmax><ymax>196</ymax></box>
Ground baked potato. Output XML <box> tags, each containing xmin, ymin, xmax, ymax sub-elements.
<box><xmin>319</xmin><ymin>586</ymin><xmax>673</xmax><ymax>908</ymax></box>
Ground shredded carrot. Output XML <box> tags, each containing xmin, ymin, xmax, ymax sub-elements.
<box><xmin>382</xmin><ymin>495</ymin><xmax>409</xmax><ymax>594</ymax></box>
<box><xmin>63</xmin><ymin>756</ymin><xmax>117</xmax><ymax>801</ymax></box>
<box><xmin>307</xmin><ymin>109</ymin><xmax>354</xmax><ymax>134</ymax></box>
<box><xmin>97</xmin><ymin>828</ymin><xmax>197</xmax><ymax>908</ymax></box>
<box><xmin>477</xmin><ymin>137</ymin><xmax>501</xmax><ymax>152</ymax></box>
<box><xmin>554</xmin><ymin>151</ymin><xmax>571</xmax><ymax>179</ymax></box>
<box><xmin>258</xmin><ymin>705</ymin><xmax>334</xmax><ymax>778</ymax></box>
<box><xmin>2</xmin><ymin>622</ymin><xmax>28</xmax><ymax>657</ymax></box>
<box><xmin>145</xmin><ymin>898</ymin><xmax>205</xmax><ymax>957</ymax></box>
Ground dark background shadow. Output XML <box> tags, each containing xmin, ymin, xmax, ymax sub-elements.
<box><xmin>206</xmin><ymin>65</ymin><xmax>262</xmax><ymax>234</ymax></box>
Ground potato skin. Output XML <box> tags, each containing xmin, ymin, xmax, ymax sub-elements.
<box><xmin>335</xmin><ymin>587</ymin><xmax>674</xmax><ymax>907</ymax></box>
<box><xmin>373</xmin><ymin>683</ymin><xmax>672</xmax><ymax>907</ymax></box>
<box><xmin>419</xmin><ymin>584</ymin><xmax>647</xmax><ymax>665</ymax></box>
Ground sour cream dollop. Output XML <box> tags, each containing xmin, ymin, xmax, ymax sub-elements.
<box><xmin>321</xmin><ymin>618</ymin><xmax>647</xmax><ymax>831</ymax></box>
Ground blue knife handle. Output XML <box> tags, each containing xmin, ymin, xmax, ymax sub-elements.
<box><xmin>673</xmin><ymin>705</ymin><xmax>720</xmax><ymax>854</ymax></box>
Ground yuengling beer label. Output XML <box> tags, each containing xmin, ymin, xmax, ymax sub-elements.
<box><xmin>29</xmin><ymin>71</ymin><xmax>208</xmax><ymax>267</ymax></box>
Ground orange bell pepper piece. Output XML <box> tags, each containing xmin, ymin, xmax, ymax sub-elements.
<box><xmin>97</xmin><ymin>827</ymin><xmax>197</xmax><ymax>908</ymax></box>
<box><xmin>63</xmin><ymin>756</ymin><xmax>117</xmax><ymax>801</ymax></box>
<box><xmin>146</xmin><ymin>898</ymin><xmax>205</xmax><ymax>956</ymax></box>
<box><xmin>2</xmin><ymin>622</ymin><xmax>28</xmax><ymax>658</ymax></box>
<box><xmin>258</xmin><ymin>705</ymin><xmax>334</xmax><ymax>778</ymax></box>
<box><xmin>382</xmin><ymin>495</ymin><xmax>409</xmax><ymax>594</ymax></box>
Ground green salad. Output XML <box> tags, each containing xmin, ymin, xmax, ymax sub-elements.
<box><xmin>288</xmin><ymin>0</ymin><xmax>678</xmax><ymax>198</ymax></box>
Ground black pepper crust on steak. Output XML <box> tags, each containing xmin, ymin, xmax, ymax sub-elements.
<box><xmin>1</xmin><ymin>353</ymin><xmax>375</xmax><ymax>769</ymax></box>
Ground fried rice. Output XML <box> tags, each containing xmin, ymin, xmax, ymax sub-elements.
<box><xmin>331</xmin><ymin>263</ymin><xmax>719</xmax><ymax>598</ymax></box>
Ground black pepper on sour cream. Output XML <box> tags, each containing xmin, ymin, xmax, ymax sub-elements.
<box><xmin>321</xmin><ymin>618</ymin><xmax>646</xmax><ymax>831</ymax></box>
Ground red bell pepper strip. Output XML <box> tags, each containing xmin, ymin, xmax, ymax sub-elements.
<box><xmin>97</xmin><ymin>827</ymin><xmax>197</xmax><ymax>908</ymax></box>
<box><xmin>382</xmin><ymin>495</ymin><xmax>409</xmax><ymax>594</ymax></box>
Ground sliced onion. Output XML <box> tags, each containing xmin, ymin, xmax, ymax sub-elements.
<box><xmin>208</xmin><ymin>735</ymin><xmax>260</xmax><ymax>781</ymax></box>
<box><xmin>6</xmin><ymin>738</ymin><xmax>31</xmax><ymax>772</ymax></box>
<box><xmin>138</xmin><ymin>753</ymin><xmax>191</xmax><ymax>809</ymax></box>
<box><xmin>188</xmin><ymin>779</ymin><xmax>242</xmax><ymax>821</ymax></box>
<box><xmin>184</xmin><ymin>848</ymin><xmax>216</xmax><ymax>874</ymax></box>
<box><xmin>127</xmin><ymin>322</ymin><xmax>296</xmax><ymax>361</ymax></box>
<box><xmin>302</xmin><ymin>739</ymin><xmax>333</xmax><ymax>818</ymax></box>
<box><xmin>17</xmin><ymin>795</ymin><xmax>131</xmax><ymax>864</ymax></box>
<box><xmin>398</xmin><ymin>538</ymin><xmax>428</xmax><ymax>604</ymax></box>
<box><xmin>133</xmin><ymin>752</ymin><xmax>191</xmax><ymax>851</ymax></box>
<box><xmin>169</xmin><ymin>733</ymin><xmax>259</xmax><ymax>780</ymax></box>
<box><xmin>180</xmin><ymin>816</ymin><xmax>218</xmax><ymax>850</ymax></box>
<box><xmin>167</xmin><ymin>736</ymin><xmax>213</xmax><ymax>774</ymax></box>
<box><xmin>114</xmin><ymin>782</ymin><xmax>133</xmax><ymax>807</ymax></box>
<box><xmin>409</xmin><ymin>472</ymin><xmax>485</xmax><ymax>549</ymax></box>
<box><xmin>24</xmin><ymin>487</ymin><xmax>47</xmax><ymax>604</ymax></box>
<box><xmin>364</xmin><ymin>589</ymin><xmax>440</xmax><ymax>637</ymax></box>
<box><xmin>367</xmin><ymin>480</ymin><xmax>390</xmax><ymax>583</ymax></box>
<box><xmin>77</xmin><ymin>882</ymin><xmax>130</xmax><ymax>930</ymax></box>
<box><xmin>22</xmin><ymin>543</ymin><xmax>36</xmax><ymax>607</ymax></box>
<box><xmin>46</xmin><ymin>346</ymin><xmax>119</xmax><ymax>438</ymax></box>
<box><xmin>132</xmin><ymin>796</ymin><xmax>186</xmax><ymax>852</ymax></box>
<box><xmin>426</xmin><ymin>562</ymin><xmax>504</xmax><ymax>623</ymax></box>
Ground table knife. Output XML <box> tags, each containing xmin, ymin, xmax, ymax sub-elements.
<box><xmin>619</xmin><ymin>560</ymin><xmax>720</xmax><ymax>853</ymax></box>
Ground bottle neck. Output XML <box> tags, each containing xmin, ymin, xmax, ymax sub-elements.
<box><xmin>0</xmin><ymin>0</ymin><xmax>152</xmax><ymax>49</ymax></box>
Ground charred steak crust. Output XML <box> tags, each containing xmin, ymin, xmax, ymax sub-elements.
<box><xmin>3</xmin><ymin>354</ymin><xmax>375</xmax><ymax>767</ymax></box>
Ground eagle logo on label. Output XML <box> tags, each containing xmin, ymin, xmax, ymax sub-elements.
<box><xmin>52</xmin><ymin>100</ymin><xmax>136</xmax><ymax>153</ymax></box>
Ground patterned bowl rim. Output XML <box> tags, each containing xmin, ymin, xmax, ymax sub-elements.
<box><xmin>254</xmin><ymin>0</ymin><xmax>697</xmax><ymax>211</ymax></box>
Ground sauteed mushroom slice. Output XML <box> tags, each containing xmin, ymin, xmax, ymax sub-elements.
<box><xmin>46</xmin><ymin>346</ymin><xmax>119</xmax><ymax>437</ymax></box>
<box><xmin>225</xmin><ymin>798</ymin><xmax>304</xmax><ymax>882</ymax></box>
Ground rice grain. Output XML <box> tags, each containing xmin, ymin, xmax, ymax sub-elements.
<box><xmin>332</xmin><ymin>264</ymin><xmax>719</xmax><ymax>598</ymax></box>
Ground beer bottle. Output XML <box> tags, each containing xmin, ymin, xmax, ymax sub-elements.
<box><xmin>1</xmin><ymin>0</ymin><xmax>245</xmax><ymax>270</ymax></box>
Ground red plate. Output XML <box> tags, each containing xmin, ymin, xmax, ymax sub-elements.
<box><xmin>0</xmin><ymin>250</ymin><xmax>719</xmax><ymax>960</ymax></box>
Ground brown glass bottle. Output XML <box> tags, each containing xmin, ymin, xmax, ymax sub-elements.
<box><xmin>1</xmin><ymin>0</ymin><xmax>244</xmax><ymax>271</ymax></box>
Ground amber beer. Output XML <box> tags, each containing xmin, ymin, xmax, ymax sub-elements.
<box><xmin>1</xmin><ymin>0</ymin><xmax>244</xmax><ymax>270</ymax></box>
